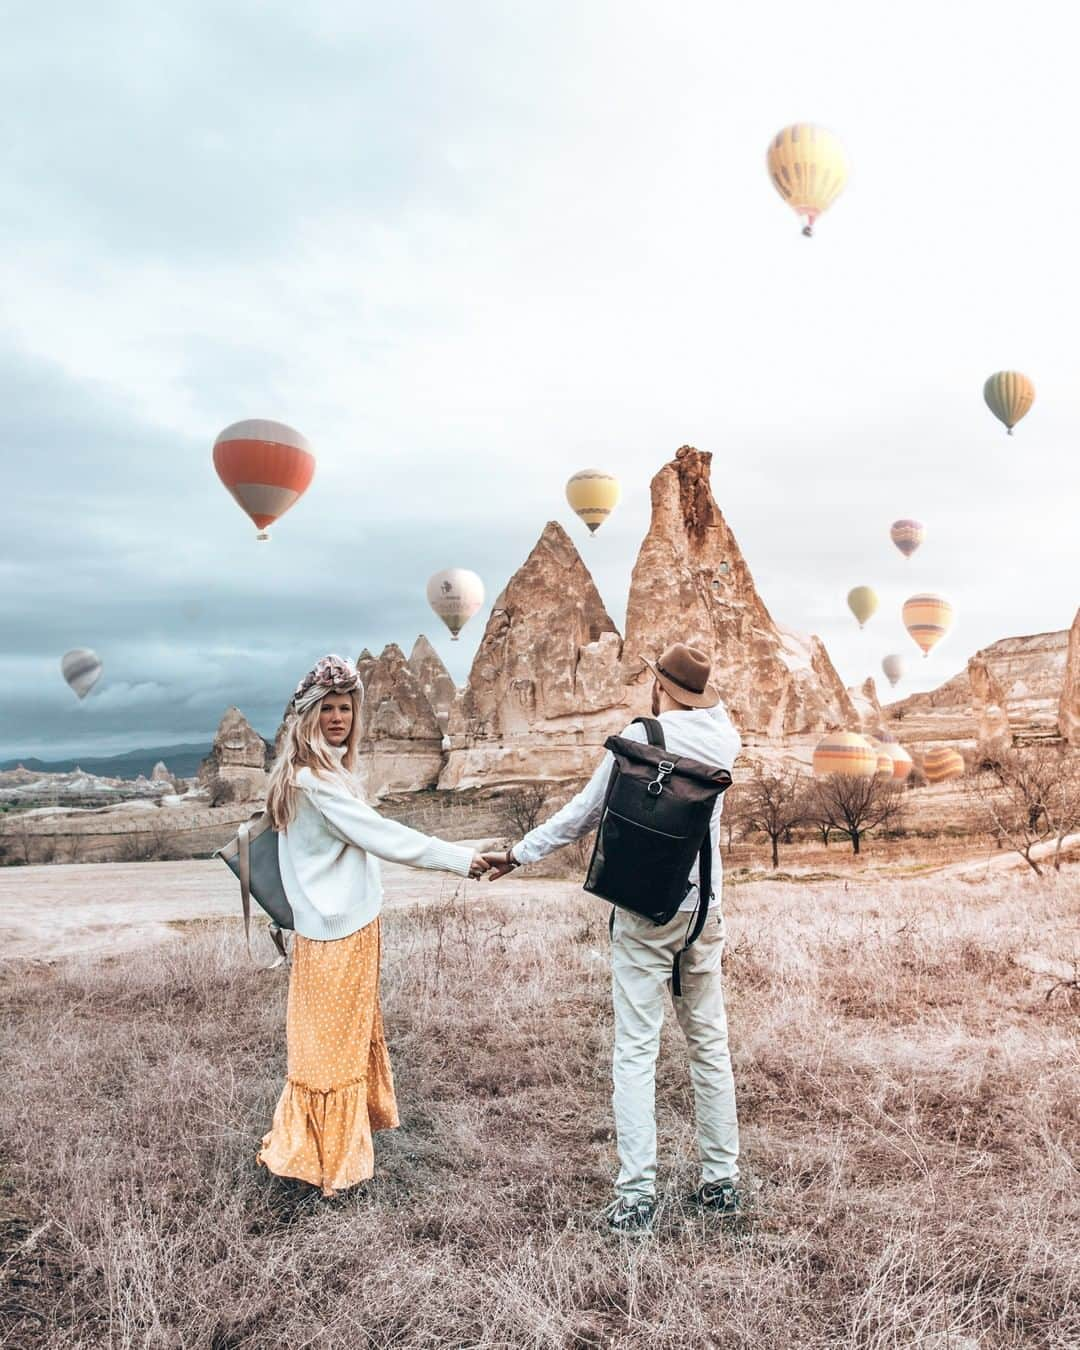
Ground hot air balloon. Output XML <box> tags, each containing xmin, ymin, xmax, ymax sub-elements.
<box><xmin>983</xmin><ymin>372</ymin><xmax>1034</xmax><ymax>435</ymax></box>
<box><xmin>566</xmin><ymin>470</ymin><xmax>620</xmax><ymax>535</ymax></box>
<box><xmin>847</xmin><ymin>586</ymin><xmax>879</xmax><ymax>629</ymax></box>
<box><xmin>213</xmin><ymin>419</ymin><xmax>315</xmax><ymax>540</ymax></box>
<box><xmin>890</xmin><ymin>519</ymin><xmax>925</xmax><ymax>559</ymax></box>
<box><xmin>812</xmin><ymin>732</ymin><xmax>878</xmax><ymax>778</ymax></box>
<box><xmin>766</xmin><ymin>124</ymin><xmax>848</xmax><ymax>237</ymax></box>
<box><xmin>922</xmin><ymin>747</ymin><xmax>965</xmax><ymax>783</ymax></box>
<box><xmin>866</xmin><ymin>739</ymin><xmax>894</xmax><ymax>780</ymax></box>
<box><xmin>903</xmin><ymin>593</ymin><xmax>953</xmax><ymax>657</ymax></box>
<box><xmin>61</xmin><ymin>649</ymin><xmax>102</xmax><ymax>700</ymax></box>
<box><xmin>884</xmin><ymin>743</ymin><xmax>913</xmax><ymax>782</ymax></box>
<box><xmin>426</xmin><ymin>569</ymin><xmax>485</xmax><ymax>641</ymax></box>
<box><xmin>881</xmin><ymin>653</ymin><xmax>906</xmax><ymax>688</ymax></box>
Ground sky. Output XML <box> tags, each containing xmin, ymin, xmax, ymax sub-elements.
<box><xmin>2</xmin><ymin>0</ymin><xmax>1077</xmax><ymax>760</ymax></box>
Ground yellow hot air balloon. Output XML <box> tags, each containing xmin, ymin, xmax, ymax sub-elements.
<box><xmin>812</xmin><ymin>732</ymin><xmax>878</xmax><ymax>778</ymax></box>
<box><xmin>847</xmin><ymin>586</ymin><xmax>879</xmax><ymax>629</ymax></box>
<box><xmin>566</xmin><ymin>470</ymin><xmax>620</xmax><ymax>535</ymax></box>
<box><xmin>902</xmin><ymin>593</ymin><xmax>953</xmax><ymax>657</ymax></box>
<box><xmin>983</xmin><ymin>371</ymin><xmax>1034</xmax><ymax>435</ymax></box>
<box><xmin>923</xmin><ymin>747</ymin><xmax>965</xmax><ymax>783</ymax></box>
<box><xmin>767</xmin><ymin>124</ymin><xmax>848</xmax><ymax>237</ymax></box>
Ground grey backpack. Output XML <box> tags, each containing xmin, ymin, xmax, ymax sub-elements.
<box><xmin>215</xmin><ymin>813</ymin><xmax>293</xmax><ymax>964</ymax></box>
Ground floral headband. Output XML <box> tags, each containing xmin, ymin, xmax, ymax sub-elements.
<box><xmin>292</xmin><ymin>654</ymin><xmax>361</xmax><ymax>714</ymax></box>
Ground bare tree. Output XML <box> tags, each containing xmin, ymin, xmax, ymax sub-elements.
<box><xmin>739</xmin><ymin>765</ymin><xmax>808</xmax><ymax>869</ymax></box>
<box><xmin>976</xmin><ymin>746</ymin><xmax>1080</xmax><ymax>876</ymax></box>
<box><xmin>498</xmin><ymin>783</ymin><xmax>554</xmax><ymax>840</ymax></box>
<box><xmin>806</xmin><ymin>775</ymin><xmax>905</xmax><ymax>856</ymax></box>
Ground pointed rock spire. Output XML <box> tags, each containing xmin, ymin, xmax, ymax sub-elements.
<box><xmin>407</xmin><ymin>635</ymin><xmax>456</xmax><ymax>734</ymax></box>
<box><xmin>623</xmin><ymin>446</ymin><xmax>856</xmax><ymax>737</ymax></box>
<box><xmin>357</xmin><ymin>644</ymin><xmax>444</xmax><ymax>795</ymax></box>
<box><xmin>441</xmin><ymin>520</ymin><xmax>626</xmax><ymax>787</ymax></box>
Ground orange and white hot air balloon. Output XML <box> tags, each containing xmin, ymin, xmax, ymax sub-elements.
<box><xmin>922</xmin><ymin>747</ymin><xmax>965</xmax><ymax>784</ymax></box>
<box><xmin>213</xmin><ymin>419</ymin><xmax>316</xmax><ymax>541</ymax></box>
<box><xmin>902</xmin><ymin>593</ymin><xmax>954</xmax><ymax>657</ymax></box>
<box><xmin>812</xmin><ymin>732</ymin><xmax>878</xmax><ymax>778</ymax></box>
<box><xmin>878</xmin><ymin>740</ymin><xmax>913</xmax><ymax>782</ymax></box>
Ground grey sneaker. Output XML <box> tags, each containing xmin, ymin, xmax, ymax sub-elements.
<box><xmin>603</xmin><ymin>1196</ymin><xmax>655</xmax><ymax>1237</ymax></box>
<box><xmin>691</xmin><ymin>1180</ymin><xmax>740</xmax><ymax>1215</ymax></box>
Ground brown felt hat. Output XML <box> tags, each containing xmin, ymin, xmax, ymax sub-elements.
<box><xmin>641</xmin><ymin>643</ymin><xmax>719</xmax><ymax>709</ymax></box>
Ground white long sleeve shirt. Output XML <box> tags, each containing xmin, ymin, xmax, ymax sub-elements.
<box><xmin>513</xmin><ymin>705</ymin><xmax>741</xmax><ymax>911</ymax></box>
<box><xmin>279</xmin><ymin>762</ymin><xmax>475</xmax><ymax>941</ymax></box>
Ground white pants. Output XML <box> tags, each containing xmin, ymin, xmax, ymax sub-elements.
<box><xmin>610</xmin><ymin>906</ymin><xmax>739</xmax><ymax>1201</ymax></box>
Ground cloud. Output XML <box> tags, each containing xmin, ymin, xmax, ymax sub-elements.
<box><xmin>1</xmin><ymin>1</ymin><xmax>1076</xmax><ymax>758</ymax></box>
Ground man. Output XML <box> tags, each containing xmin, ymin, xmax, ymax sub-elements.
<box><xmin>483</xmin><ymin>643</ymin><xmax>742</xmax><ymax>1236</ymax></box>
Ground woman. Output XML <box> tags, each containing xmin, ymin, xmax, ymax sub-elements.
<box><xmin>259</xmin><ymin>654</ymin><xmax>487</xmax><ymax>1196</ymax></box>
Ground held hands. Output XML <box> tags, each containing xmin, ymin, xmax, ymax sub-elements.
<box><xmin>467</xmin><ymin>852</ymin><xmax>490</xmax><ymax>879</ymax></box>
<box><xmin>479</xmin><ymin>850</ymin><xmax>517</xmax><ymax>881</ymax></box>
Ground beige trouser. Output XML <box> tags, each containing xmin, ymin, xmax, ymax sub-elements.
<box><xmin>610</xmin><ymin>905</ymin><xmax>739</xmax><ymax>1201</ymax></box>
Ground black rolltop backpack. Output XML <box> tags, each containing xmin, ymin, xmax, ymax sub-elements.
<box><xmin>583</xmin><ymin>717</ymin><xmax>733</xmax><ymax>996</ymax></box>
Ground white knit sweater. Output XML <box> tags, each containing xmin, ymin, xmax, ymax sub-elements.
<box><xmin>278</xmin><ymin>761</ymin><xmax>475</xmax><ymax>941</ymax></box>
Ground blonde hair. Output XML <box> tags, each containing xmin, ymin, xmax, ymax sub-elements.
<box><xmin>265</xmin><ymin>688</ymin><xmax>363</xmax><ymax>830</ymax></box>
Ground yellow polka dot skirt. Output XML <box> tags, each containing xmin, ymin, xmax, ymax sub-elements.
<box><xmin>258</xmin><ymin>917</ymin><xmax>399</xmax><ymax>1196</ymax></box>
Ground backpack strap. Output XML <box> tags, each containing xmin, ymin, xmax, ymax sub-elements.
<box><xmin>671</xmin><ymin>830</ymin><xmax>711</xmax><ymax>998</ymax></box>
<box><xmin>236</xmin><ymin>818</ymin><xmax>287</xmax><ymax>969</ymax></box>
<box><xmin>631</xmin><ymin>716</ymin><xmax>666</xmax><ymax>748</ymax></box>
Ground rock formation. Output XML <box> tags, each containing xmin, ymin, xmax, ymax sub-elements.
<box><xmin>151</xmin><ymin>760</ymin><xmax>172</xmax><ymax>783</ymax></box>
<box><xmin>884</xmin><ymin>629</ymin><xmax>1070</xmax><ymax>755</ymax></box>
<box><xmin>407</xmin><ymin>635</ymin><xmax>456</xmax><ymax>735</ymax></box>
<box><xmin>847</xmin><ymin>677</ymin><xmax>883</xmax><ymax>734</ymax></box>
<box><xmin>197</xmin><ymin>708</ymin><xmax>270</xmax><ymax>803</ymax></box>
<box><xmin>440</xmin><ymin>521</ymin><xmax>627</xmax><ymax>788</ymax></box>
<box><xmin>357</xmin><ymin>643</ymin><xmax>444</xmax><ymax>796</ymax></box>
<box><xmin>1060</xmin><ymin>609</ymin><xmax>1080</xmax><ymax>749</ymax></box>
<box><xmin>622</xmin><ymin>446</ymin><xmax>857</xmax><ymax>742</ymax></box>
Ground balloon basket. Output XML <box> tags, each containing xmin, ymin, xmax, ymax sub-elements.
<box><xmin>256</xmin><ymin>531</ymin><xmax>271</xmax><ymax>542</ymax></box>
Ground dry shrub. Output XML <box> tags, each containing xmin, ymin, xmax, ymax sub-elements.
<box><xmin>1</xmin><ymin>866</ymin><xmax>1079</xmax><ymax>1347</ymax></box>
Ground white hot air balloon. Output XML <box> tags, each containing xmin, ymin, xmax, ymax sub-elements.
<box><xmin>881</xmin><ymin>654</ymin><xmax>905</xmax><ymax>688</ymax></box>
<box><xmin>61</xmin><ymin>648</ymin><xmax>103</xmax><ymax>700</ymax></box>
<box><xmin>426</xmin><ymin>569</ymin><xmax>485</xmax><ymax>641</ymax></box>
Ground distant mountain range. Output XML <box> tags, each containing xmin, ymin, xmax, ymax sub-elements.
<box><xmin>0</xmin><ymin>743</ymin><xmax>212</xmax><ymax>781</ymax></box>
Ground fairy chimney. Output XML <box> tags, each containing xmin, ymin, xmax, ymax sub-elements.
<box><xmin>622</xmin><ymin>446</ymin><xmax>856</xmax><ymax>741</ymax></box>
<box><xmin>407</xmin><ymin>635</ymin><xmax>457</xmax><ymax>735</ymax></box>
<box><xmin>358</xmin><ymin>643</ymin><xmax>445</xmax><ymax>796</ymax></box>
<box><xmin>198</xmin><ymin>707</ymin><xmax>271</xmax><ymax>803</ymax></box>
<box><xmin>440</xmin><ymin>521</ymin><xmax>627</xmax><ymax>788</ymax></box>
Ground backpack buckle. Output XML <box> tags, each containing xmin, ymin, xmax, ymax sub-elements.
<box><xmin>647</xmin><ymin>760</ymin><xmax>675</xmax><ymax>795</ymax></box>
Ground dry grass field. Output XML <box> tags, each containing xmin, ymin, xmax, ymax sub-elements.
<box><xmin>2</xmin><ymin>864</ymin><xmax>1079</xmax><ymax>1348</ymax></box>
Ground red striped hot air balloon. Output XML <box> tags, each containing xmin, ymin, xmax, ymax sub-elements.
<box><xmin>812</xmin><ymin>732</ymin><xmax>878</xmax><ymax>778</ymax></box>
<box><xmin>213</xmin><ymin>419</ymin><xmax>315</xmax><ymax>541</ymax></box>
<box><xmin>922</xmin><ymin>747</ymin><xmax>965</xmax><ymax>783</ymax></box>
<box><xmin>889</xmin><ymin>519</ymin><xmax>925</xmax><ymax>559</ymax></box>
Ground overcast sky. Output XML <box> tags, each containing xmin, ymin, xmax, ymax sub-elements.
<box><xmin>2</xmin><ymin>0</ymin><xmax>1077</xmax><ymax>760</ymax></box>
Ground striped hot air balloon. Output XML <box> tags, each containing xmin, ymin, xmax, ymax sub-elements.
<box><xmin>902</xmin><ymin>593</ymin><xmax>954</xmax><ymax>657</ymax></box>
<box><xmin>213</xmin><ymin>419</ymin><xmax>316</xmax><ymax>541</ymax></box>
<box><xmin>889</xmin><ymin>519</ymin><xmax>925</xmax><ymax>559</ymax></box>
<box><xmin>812</xmin><ymin>732</ymin><xmax>878</xmax><ymax>778</ymax></box>
<box><xmin>866</xmin><ymin>739</ymin><xmax>894</xmax><ymax>780</ymax></box>
<box><xmin>983</xmin><ymin>371</ymin><xmax>1035</xmax><ymax>435</ymax></box>
<box><xmin>61</xmin><ymin>648</ymin><xmax>102</xmax><ymax>700</ymax></box>
<box><xmin>566</xmin><ymin>470</ymin><xmax>620</xmax><ymax>535</ymax></box>
<box><xmin>880</xmin><ymin>741</ymin><xmax>913</xmax><ymax>782</ymax></box>
<box><xmin>922</xmin><ymin>747</ymin><xmax>965</xmax><ymax>783</ymax></box>
<box><xmin>847</xmin><ymin>586</ymin><xmax>879</xmax><ymax>629</ymax></box>
<box><xmin>767</xmin><ymin>124</ymin><xmax>848</xmax><ymax>237</ymax></box>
